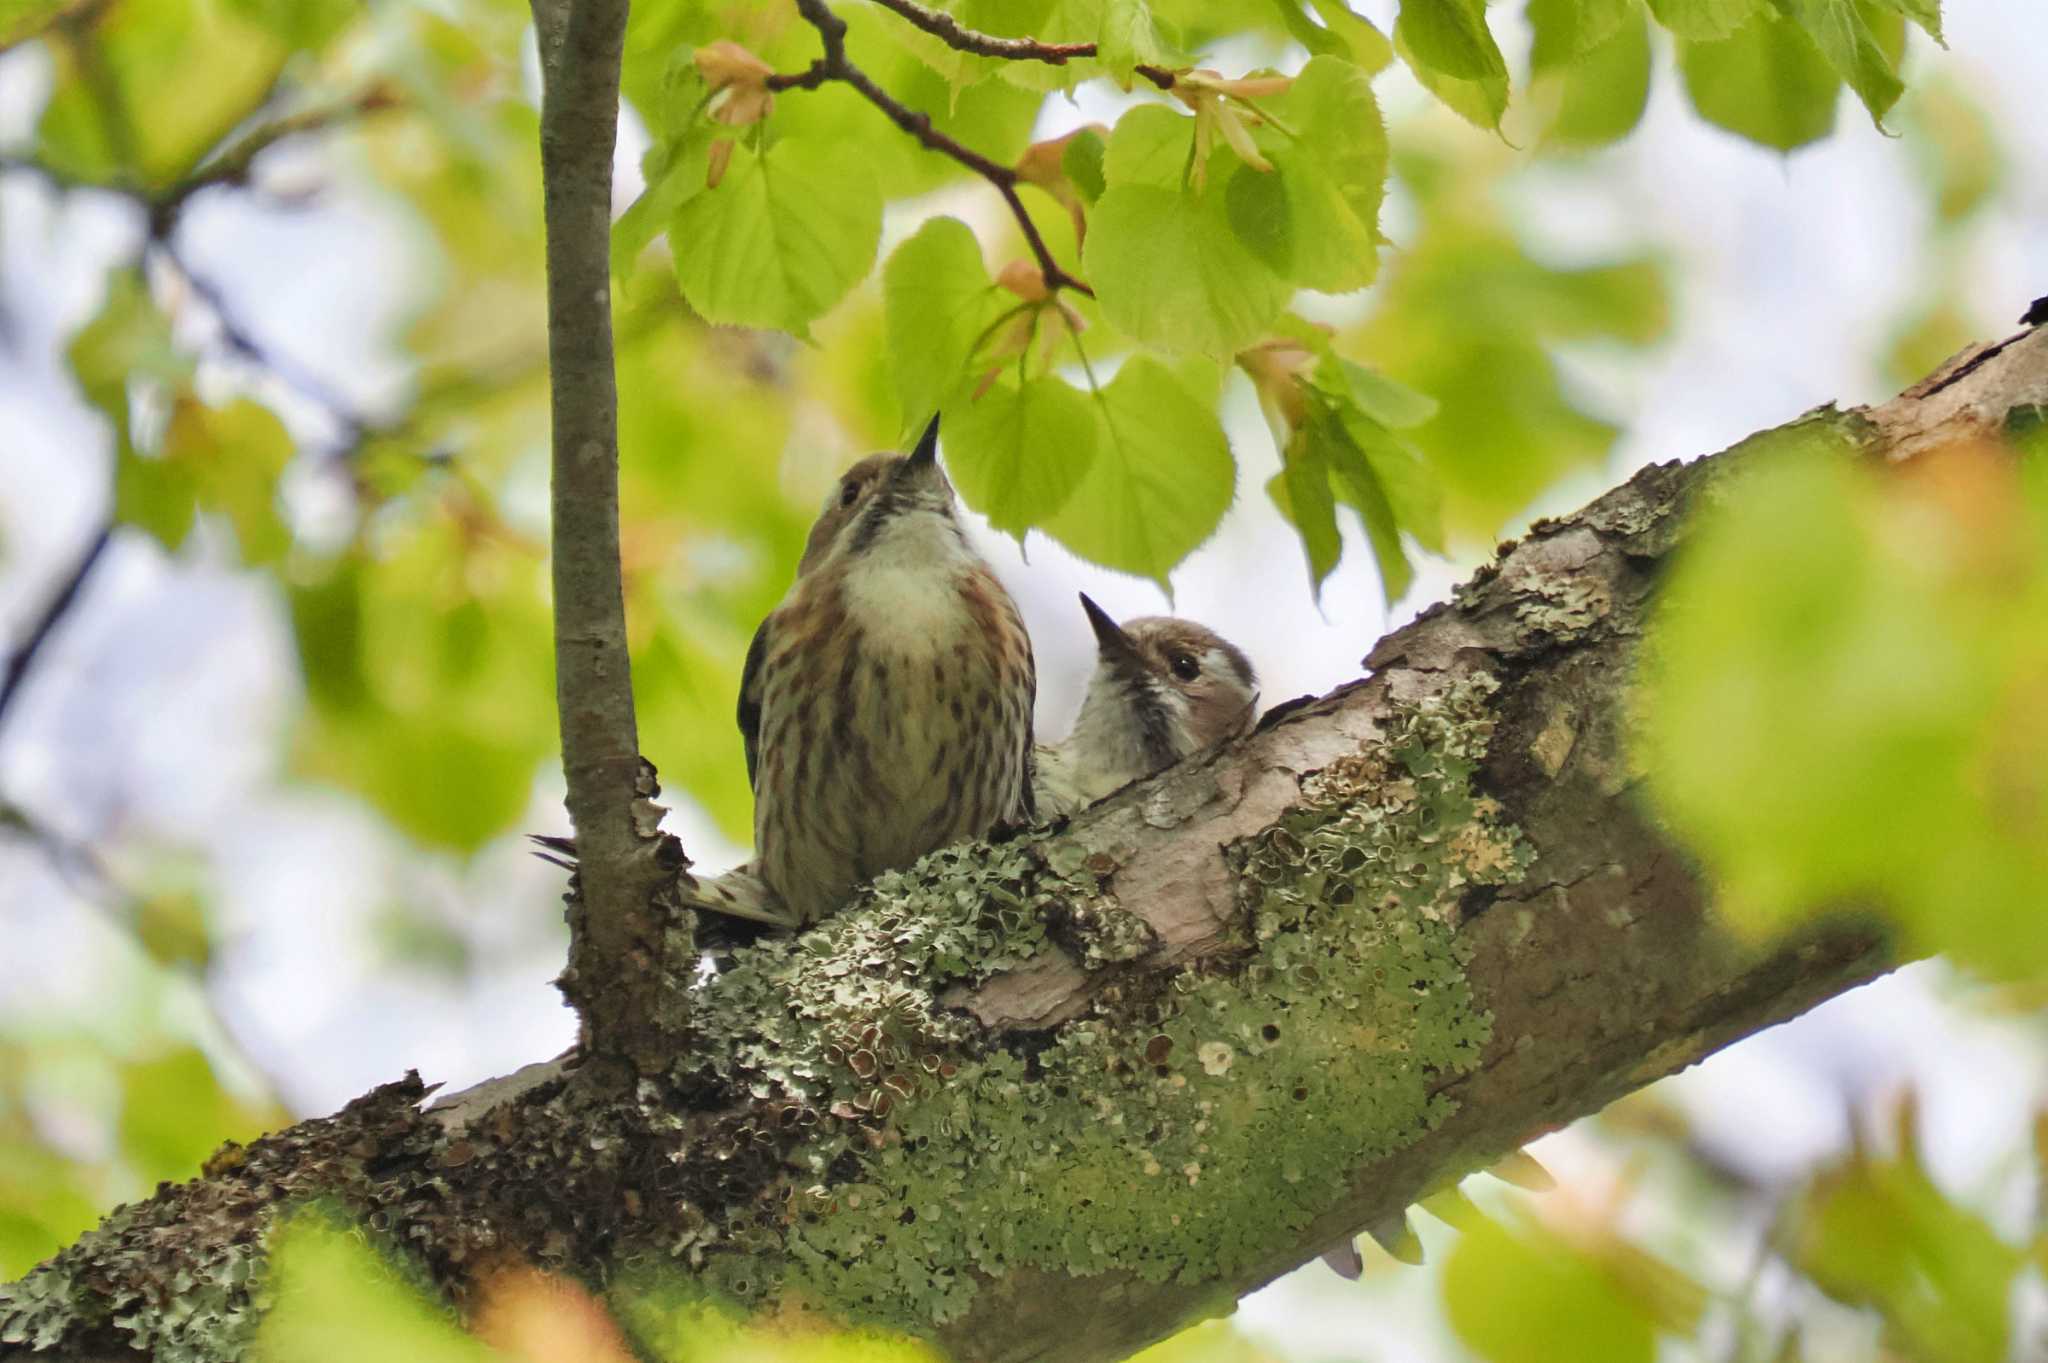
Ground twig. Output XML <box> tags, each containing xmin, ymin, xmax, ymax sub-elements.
<box><xmin>150</xmin><ymin>240</ymin><xmax>377</xmax><ymax>443</ymax></box>
<box><xmin>866</xmin><ymin>0</ymin><xmax>1176</xmax><ymax>87</ymax></box>
<box><xmin>147</xmin><ymin>89</ymin><xmax>398</xmax><ymax>235</ymax></box>
<box><xmin>529</xmin><ymin>0</ymin><xmax>689</xmax><ymax>1071</ymax></box>
<box><xmin>769</xmin><ymin>0</ymin><xmax>1097</xmax><ymax>298</ymax></box>
<box><xmin>0</xmin><ymin>522</ymin><xmax>111</xmax><ymax>736</ymax></box>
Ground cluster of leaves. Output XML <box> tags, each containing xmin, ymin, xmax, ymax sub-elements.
<box><xmin>1640</xmin><ymin>423</ymin><xmax>2048</xmax><ymax>980</ymax></box>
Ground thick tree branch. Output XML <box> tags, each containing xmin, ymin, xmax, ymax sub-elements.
<box><xmin>530</xmin><ymin>0</ymin><xmax>695</xmax><ymax>1070</ymax></box>
<box><xmin>4</xmin><ymin>326</ymin><xmax>2044</xmax><ymax>1362</ymax></box>
<box><xmin>768</xmin><ymin>0</ymin><xmax>1095</xmax><ymax>297</ymax></box>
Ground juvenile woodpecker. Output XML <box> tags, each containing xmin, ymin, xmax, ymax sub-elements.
<box><xmin>1034</xmin><ymin>594</ymin><xmax>1258</xmax><ymax>818</ymax></box>
<box><xmin>737</xmin><ymin>417</ymin><xmax>1037</xmax><ymax>927</ymax></box>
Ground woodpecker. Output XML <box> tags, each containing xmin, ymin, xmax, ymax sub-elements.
<box><xmin>1034</xmin><ymin>594</ymin><xmax>1258</xmax><ymax>818</ymax></box>
<box><xmin>736</xmin><ymin>416</ymin><xmax>1037</xmax><ymax>927</ymax></box>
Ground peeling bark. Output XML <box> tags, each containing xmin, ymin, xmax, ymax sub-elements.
<box><xmin>5</xmin><ymin>326</ymin><xmax>2045</xmax><ymax>1363</ymax></box>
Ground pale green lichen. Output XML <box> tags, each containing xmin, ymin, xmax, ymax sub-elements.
<box><xmin>671</xmin><ymin>674</ymin><xmax>1530</xmax><ymax>1331</ymax></box>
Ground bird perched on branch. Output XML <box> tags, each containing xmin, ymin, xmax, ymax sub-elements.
<box><xmin>1034</xmin><ymin>595</ymin><xmax>1258</xmax><ymax>818</ymax></box>
<box><xmin>734</xmin><ymin>416</ymin><xmax>1037</xmax><ymax>928</ymax></box>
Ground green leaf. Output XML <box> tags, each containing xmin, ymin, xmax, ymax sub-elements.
<box><xmin>1316</xmin><ymin>408</ymin><xmax>1413</xmax><ymax>602</ymax></box>
<box><xmin>1394</xmin><ymin>20</ymin><xmax>1509</xmax><ymax>130</ymax></box>
<box><xmin>1085</xmin><ymin>179</ymin><xmax>1292</xmax><ymax>357</ymax></box>
<box><xmin>1782</xmin><ymin>0</ymin><xmax>1905</xmax><ymax>127</ymax></box>
<box><xmin>1790</xmin><ymin>1145</ymin><xmax>2022</xmax><ymax>1363</ymax></box>
<box><xmin>35</xmin><ymin>0</ymin><xmax>288</xmax><ymax>185</ymax></box>
<box><xmin>1528</xmin><ymin>0</ymin><xmax>1635</xmax><ymax>66</ymax></box>
<box><xmin>1099</xmin><ymin>0</ymin><xmax>1171</xmax><ymax>85</ymax></box>
<box><xmin>0</xmin><ymin>1138</ymin><xmax>102</xmax><ymax>1279</ymax></box>
<box><xmin>1443</xmin><ymin>1218</ymin><xmax>1660</xmax><ymax>1363</ymax></box>
<box><xmin>258</xmin><ymin>1216</ymin><xmax>494</xmax><ymax>1363</ymax></box>
<box><xmin>883</xmin><ymin>218</ymin><xmax>1007</xmax><ymax>440</ymax></box>
<box><xmin>1252</xmin><ymin>55</ymin><xmax>1390</xmax><ymax>293</ymax></box>
<box><xmin>1267</xmin><ymin>431</ymin><xmax>1342</xmax><ymax>597</ymax></box>
<box><xmin>118</xmin><ymin>1047</ymin><xmax>278</xmax><ymax>1184</ymax></box>
<box><xmin>1395</xmin><ymin>0</ymin><xmax>1509</xmax><ymax>80</ymax></box>
<box><xmin>1062</xmin><ymin>128</ymin><xmax>1109</xmax><ymax>203</ymax></box>
<box><xmin>0</xmin><ymin>0</ymin><xmax>83</xmax><ymax>46</ymax></box>
<box><xmin>1539</xmin><ymin>0</ymin><xmax>1653</xmax><ymax>149</ymax></box>
<box><xmin>1678</xmin><ymin>8</ymin><xmax>1841</xmax><ymax>151</ymax></box>
<box><xmin>1103</xmin><ymin>103</ymin><xmax>1195</xmax><ymax>188</ymax></box>
<box><xmin>941</xmin><ymin>377</ymin><xmax>1100</xmax><ymax>537</ymax></box>
<box><xmin>161</xmin><ymin>398</ymin><xmax>296</xmax><ymax>566</ymax></box>
<box><xmin>221</xmin><ymin>0</ymin><xmax>356</xmax><ymax>49</ymax></box>
<box><xmin>1042</xmin><ymin>357</ymin><xmax>1235</xmax><ymax>586</ymax></box>
<box><xmin>1331</xmin><ymin>356</ymin><xmax>1439</xmax><ymax>429</ymax></box>
<box><xmin>613</xmin><ymin>128</ymin><xmax>715</xmax><ymax>279</ymax></box>
<box><xmin>1645</xmin><ymin>0</ymin><xmax>1759</xmax><ymax>40</ymax></box>
<box><xmin>1638</xmin><ymin>429</ymin><xmax>2048</xmax><ymax>978</ymax></box>
<box><xmin>1307</xmin><ymin>0</ymin><xmax>1395</xmax><ymax>71</ymax></box>
<box><xmin>671</xmin><ymin>134</ymin><xmax>883</xmax><ymax>333</ymax></box>
<box><xmin>1903</xmin><ymin>79</ymin><xmax>2000</xmax><ymax>225</ymax></box>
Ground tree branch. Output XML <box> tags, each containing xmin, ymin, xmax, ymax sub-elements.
<box><xmin>768</xmin><ymin>0</ymin><xmax>1096</xmax><ymax>297</ymax></box>
<box><xmin>0</xmin><ymin>522</ymin><xmax>111</xmax><ymax>737</ymax></box>
<box><xmin>528</xmin><ymin>0</ymin><xmax>695</xmax><ymax>1073</ymax></box>
<box><xmin>865</xmin><ymin>0</ymin><xmax>1176</xmax><ymax>87</ymax></box>
<box><xmin>10</xmin><ymin>327</ymin><xmax>2044</xmax><ymax>1363</ymax></box>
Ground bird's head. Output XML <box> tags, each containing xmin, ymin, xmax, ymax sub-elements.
<box><xmin>798</xmin><ymin>416</ymin><xmax>958</xmax><ymax>573</ymax></box>
<box><xmin>1077</xmin><ymin>594</ymin><xmax>1259</xmax><ymax>763</ymax></box>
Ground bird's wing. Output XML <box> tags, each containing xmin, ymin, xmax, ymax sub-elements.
<box><xmin>738</xmin><ymin>614</ymin><xmax>771</xmax><ymax>791</ymax></box>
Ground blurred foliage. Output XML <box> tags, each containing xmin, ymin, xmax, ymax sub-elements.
<box><xmin>1640</xmin><ymin>427</ymin><xmax>2048</xmax><ymax>980</ymax></box>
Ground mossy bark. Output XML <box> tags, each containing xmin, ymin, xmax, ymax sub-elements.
<box><xmin>4</xmin><ymin>326</ymin><xmax>2046</xmax><ymax>1363</ymax></box>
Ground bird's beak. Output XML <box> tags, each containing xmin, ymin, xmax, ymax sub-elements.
<box><xmin>1079</xmin><ymin>593</ymin><xmax>1148</xmax><ymax>680</ymax></box>
<box><xmin>907</xmin><ymin>414</ymin><xmax>941</xmax><ymax>469</ymax></box>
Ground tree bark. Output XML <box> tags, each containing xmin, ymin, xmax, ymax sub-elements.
<box><xmin>3</xmin><ymin>324</ymin><xmax>2044</xmax><ymax>1363</ymax></box>
<box><xmin>530</xmin><ymin>0</ymin><xmax>697</xmax><ymax>1074</ymax></box>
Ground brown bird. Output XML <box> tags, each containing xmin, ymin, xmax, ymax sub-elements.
<box><xmin>1033</xmin><ymin>594</ymin><xmax>1258</xmax><ymax>818</ymax></box>
<box><xmin>734</xmin><ymin>416</ymin><xmax>1037</xmax><ymax>927</ymax></box>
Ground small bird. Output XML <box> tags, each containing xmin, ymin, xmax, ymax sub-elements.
<box><xmin>737</xmin><ymin>416</ymin><xmax>1037</xmax><ymax>927</ymax></box>
<box><xmin>1034</xmin><ymin>595</ymin><xmax>1258</xmax><ymax>818</ymax></box>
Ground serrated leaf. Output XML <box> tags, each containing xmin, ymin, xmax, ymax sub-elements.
<box><xmin>612</xmin><ymin>130</ymin><xmax>714</xmax><ymax>278</ymax></box>
<box><xmin>883</xmin><ymin>217</ymin><xmax>1006</xmax><ymax>439</ymax></box>
<box><xmin>941</xmin><ymin>377</ymin><xmax>1100</xmax><ymax>537</ymax></box>
<box><xmin>1085</xmin><ymin>179</ymin><xmax>1291</xmax><ymax>356</ymax></box>
<box><xmin>1251</xmin><ymin>55</ymin><xmax>1389</xmax><ymax>293</ymax></box>
<box><xmin>1041</xmin><ymin>356</ymin><xmax>1235</xmax><ymax>585</ymax></box>
<box><xmin>1646</xmin><ymin>0</ymin><xmax>1760</xmax><ymax>39</ymax></box>
<box><xmin>1330</xmin><ymin>356</ymin><xmax>1438</xmax><ymax>428</ymax></box>
<box><xmin>1394</xmin><ymin>17</ymin><xmax>1509</xmax><ymax>130</ymax></box>
<box><xmin>1678</xmin><ymin>8</ymin><xmax>1840</xmax><ymax>150</ymax></box>
<box><xmin>671</xmin><ymin>134</ymin><xmax>882</xmax><ymax>332</ymax></box>
<box><xmin>1395</xmin><ymin>0</ymin><xmax>1507</xmax><ymax>82</ymax></box>
<box><xmin>1783</xmin><ymin>0</ymin><xmax>1904</xmax><ymax>127</ymax></box>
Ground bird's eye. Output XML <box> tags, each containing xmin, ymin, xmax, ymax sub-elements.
<box><xmin>1170</xmin><ymin>654</ymin><xmax>1200</xmax><ymax>682</ymax></box>
<box><xmin>839</xmin><ymin>480</ymin><xmax>862</xmax><ymax>508</ymax></box>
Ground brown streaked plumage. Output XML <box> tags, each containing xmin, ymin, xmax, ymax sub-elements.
<box><xmin>736</xmin><ymin>417</ymin><xmax>1036</xmax><ymax>927</ymax></box>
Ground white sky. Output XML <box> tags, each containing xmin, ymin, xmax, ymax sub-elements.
<box><xmin>2</xmin><ymin>2</ymin><xmax>2045</xmax><ymax>1354</ymax></box>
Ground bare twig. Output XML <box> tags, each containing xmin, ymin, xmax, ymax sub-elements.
<box><xmin>0</xmin><ymin>522</ymin><xmax>112</xmax><ymax>736</ymax></box>
<box><xmin>866</xmin><ymin>0</ymin><xmax>1176</xmax><ymax>87</ymax></box>
<box><xmin>769</xmin><ymin>0</ymin><xmax>1097</xmax><ymax>297</ymax></box>
<box><xmin>529</xmin><ymin>0</ymin><xmax>691</xmax><ymax>1071</ymax></box>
